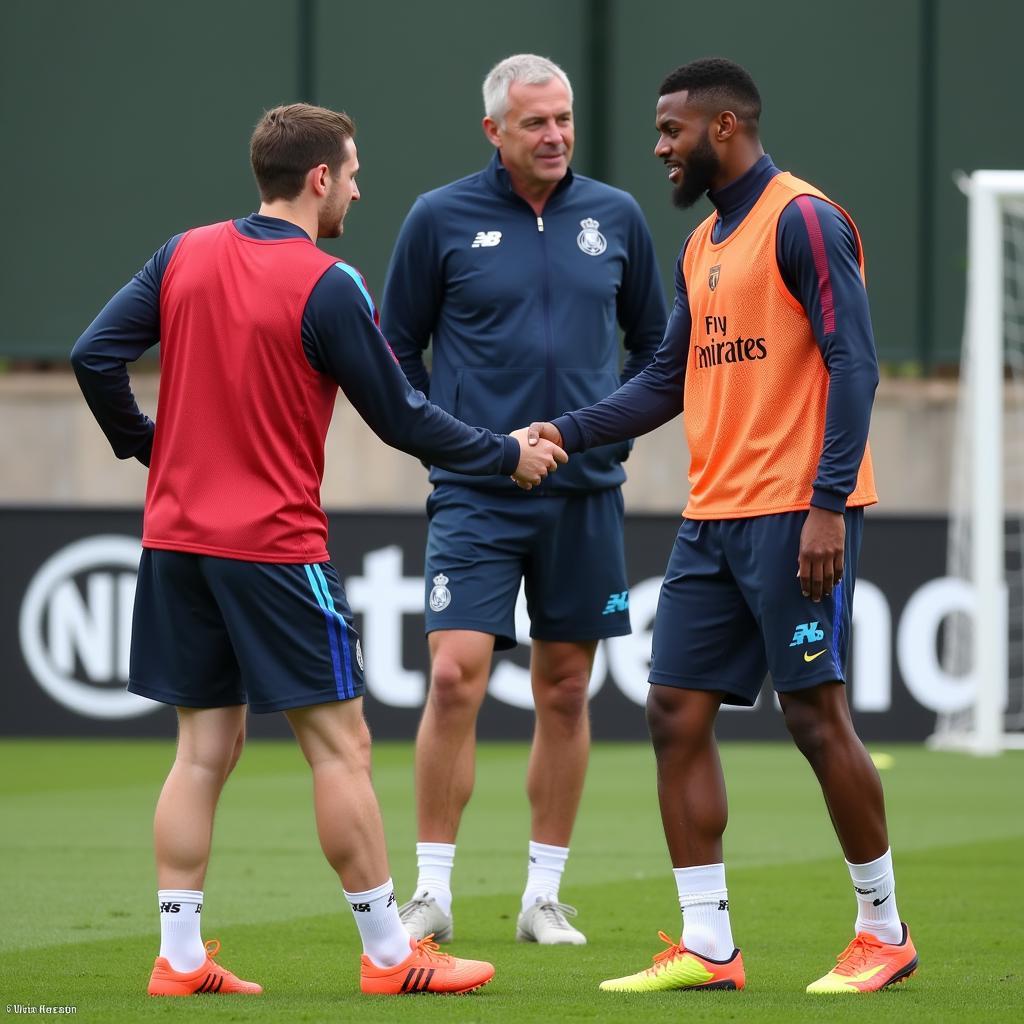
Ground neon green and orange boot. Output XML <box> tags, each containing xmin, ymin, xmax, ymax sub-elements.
<box><xmin>806</xmin><ymin>925</ymin><xmax>918</xmax><ymax>994</ymax></box>
<box><xmin>599</xmin><ymin>931</ymin><xmax>744</xmax><ymax>992</ymax></box>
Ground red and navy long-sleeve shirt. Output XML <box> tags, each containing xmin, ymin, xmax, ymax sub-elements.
<box><xmin>71</xmin><ymin>214</ymin><xmax>520</xmax><ymax>559</ymax></box>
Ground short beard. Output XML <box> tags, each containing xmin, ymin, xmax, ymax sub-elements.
<box><xmin>318</xmin><ymin>197</ymin><xmax>346</xmax><ymax>239</ymax></box>
<box><xmin>319</xmin><ymin>217</ymin><xmax>344</xmax><ymax>239</ymax></box>
<box><xmin>671</xmin><ymin>135</ymin><xmax>720</xmax><ymax>209</ymax></box>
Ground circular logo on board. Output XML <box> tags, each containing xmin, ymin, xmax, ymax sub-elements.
<box><xmin>19</xmin><ymin>535</ymin><xmax>158</xmax><ymax>720</ymax></box>
<box><xmin>429</xmin><ymin>572</ymin><xmax>452</xmax><ymax>612</ymax></box>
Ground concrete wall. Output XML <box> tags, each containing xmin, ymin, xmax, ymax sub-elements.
<box><xmin>1</xmin><ymin>372</ymin><xmax>964</xmax><ymax>514</ymax></box>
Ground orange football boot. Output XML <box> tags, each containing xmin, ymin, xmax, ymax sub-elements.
<box><xmin>147</xmin><ymin>939</ymin><xmax>263</xmax><ymax>996</ymax></box>
<box><xmin>360</xmin><ymin>935</ymin><xmax>494</xmax><ymax>995</ymax></box>
<box><xmin>806</xmin><ymin>925</ymin><xmax>918</xmax><ymax>993</ymax></box>
<box><xmin>599</xmin><ymin>931</ymin><xmax>745</xmax><ymax>992</ymax></box>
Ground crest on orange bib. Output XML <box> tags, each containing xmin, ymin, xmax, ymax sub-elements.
<box><xmin>708</xmin><ymin>264</ymin><xmax>721</xmax><ymax>291</ymax></box>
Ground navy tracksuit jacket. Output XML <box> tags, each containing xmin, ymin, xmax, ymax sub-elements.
<box><xmin>381</xmin><ymin>152</ymin><xmax>668</xmax><ymax>493</ymax></box>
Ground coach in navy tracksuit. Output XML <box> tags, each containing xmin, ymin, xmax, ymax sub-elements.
<box><xmin>381</xmin><ymin>54</ymin><xmax>666</xmax><ymax>947</ymax></box>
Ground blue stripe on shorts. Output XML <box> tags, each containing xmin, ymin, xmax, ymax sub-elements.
<box><xmin>312</xmin><ymin>563</ymin><xmax>354</xmax><ymax>699</ymax></box>
<box><xmin>304</xmin><ymin>564</ymin><xmax>349</xmax><ymax>700</ymax></box>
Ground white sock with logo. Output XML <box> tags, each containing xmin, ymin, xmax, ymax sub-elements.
<box><xmin>158</xmin><ymin>889</ymin><xmax>206</xmax><ymax>972</ymax></box>
<box><xmin>344</xmin><ymin>877</ymin><xmax>411</xmax><ymax>968</ymax></box>
<box><xmin>847</xmin><ymin>847</ymin><xmax>902</xmax><ymax>944</ymax></box>
<box><xmin>673</xmin><ymin>863</ymin><xmax>735</xmax><ymax>962</ymax></box>
<box><xmin>521</xmin><ymin>841</ymin><xmax>570</xmax><ymax>912</ymax></box>
<box><xmin>413</xmin><ymin>842</ymin><xmax>456</xmax><ymax>917</ymax></box>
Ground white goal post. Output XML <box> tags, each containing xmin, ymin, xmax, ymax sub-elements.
<box><xmin>929</xmin><ymin>170</ymin><xmax>1024</xmax><ymax>755</ymax></box>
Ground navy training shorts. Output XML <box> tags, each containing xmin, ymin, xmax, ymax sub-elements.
<box><xmin>129</xmin><ymin>549</ymin><xmax>364</xmax><ymax>713</ymax></box>
<box><xmin>648</xmin><ymin>508</ymin><xmax>863</xmax><ymax>705</ymax></box>
<box><xmin>423</xmin><ymin>484</ymin><xmax>631</xmax><ymax>650</ymax></box>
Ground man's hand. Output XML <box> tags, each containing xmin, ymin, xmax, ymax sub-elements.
<box><xmin>510</xmin><ymin>427</ymin><xmax>568</xmax><ymax>490</ymax></box>
<box><xmin>797</xmin><ymin>506</ymin><xmax>845</xmax><ymax>602</ymax></box>
<box><xmin>526</xmin><ymin>421</ymin><xmax>563</xmax><ymax>448</ymax></box>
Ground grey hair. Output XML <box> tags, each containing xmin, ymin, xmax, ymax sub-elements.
<box><xmin>482</xmin><ymin>53</ymin><xmax>573</xmax><ymax>125</ymax></box>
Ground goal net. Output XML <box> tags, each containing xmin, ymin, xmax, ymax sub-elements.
<box><xmin>931</xmin><ymin>171</ymin><xmax>1024</xmax><ymax>754</ymax></box>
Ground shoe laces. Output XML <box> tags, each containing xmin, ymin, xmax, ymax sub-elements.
<box><xmin>832</xmin><ymin>933</ymin><xmax>885</xmax><ymax>976</ymax></box>
<box><xmin>536</xmin><ymin>901</ymin><xmax>579</xmax><ymax>929</ymax></box>
<box><xmin>646</xmin><ymin>931</ymin><xmax>685</xmax><ymax>974</ymax></box>
<box><xmin>203</xmin><ymin>939</ymin><xmax>221</xmax><ymax>960</ymax></box>
<box><xmin>413</xmin><ymin>935</ymin><xmax>453</xmax><ymax>965</ymax></box>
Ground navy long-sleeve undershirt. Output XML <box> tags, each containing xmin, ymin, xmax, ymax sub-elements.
<box><xmin>70</xmin><ymin>214</ymin><xmax>520</xmax><ymax>478</ymax></box>
<box><xmin>552</xmin><ymin>154</ymin><xmax>879</xmax><ymax>512</ymax></box>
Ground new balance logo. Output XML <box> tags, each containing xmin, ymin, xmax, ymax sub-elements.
<box><xmin>603</xmin><ymin>591</ymin><xmax>629</xmax><ymax>615</ymax></box>
<box><xmin>789</xmin><ymin>621</ymin><xmax>825</xmax><ymax>647</ymax></box>
<box><xmin>471</xmin><ymin>231</ymin><xmax>502</xmax><ymax>248</ymax></box>
<box><xmin>718</xmin><ymin>899</ymin><xmax>729</xmax><ymax>911</ymax></box>
<box><xmin>400</xmin><ymin>967</ymin><xmax>436</xmax><ymax>992</ymax></box>
<box><xmin>350</xmin><ymin>902</ymin><xmax>372</xmax><ymax>913</ymax></box>
<box><xmin>386</xmin><ymin>891</ymin><xmax>397</xmax><ymax>908</ymax></box>
<box><xmin>159</xmin><ymin>902</ymin><xmax>181</xmax><ymax>913</ymax></box>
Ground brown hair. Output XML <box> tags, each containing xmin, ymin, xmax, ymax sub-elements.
<box><xmin>250</xmin><ymin>103</ymin><xmax>356</xmax><ymax>202</ymax></box>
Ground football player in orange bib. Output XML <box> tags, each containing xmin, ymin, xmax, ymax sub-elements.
<box><xmin>524</xmin><ymin>58</ymin><xmax>916</xmax><ymax>995</ymax></box>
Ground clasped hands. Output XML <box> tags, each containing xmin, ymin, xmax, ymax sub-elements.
<box><xmin>510</xmin><ymin>422</ymin><xmax>566</xmax><ymax>490</ymax></box>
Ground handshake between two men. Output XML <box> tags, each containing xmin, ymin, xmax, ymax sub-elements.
<box><xmin>509</xmin><ymin>422</ymin><xmax>566</xmax><ymax>490</ymax></box>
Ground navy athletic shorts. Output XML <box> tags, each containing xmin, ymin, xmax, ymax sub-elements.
<box><xmin>423</xmin><ymin>484</ymin><xmax>631</xmax><ymax>650</ymax></box>
<box><xmin>128</xmin><ymin>550</ymin><xmax>364</xmax><ymax>713</ymax></box>
<box><xmin>648</xmin><ymin>508</ymin><xmax>863</xmax><ymax>705</ymax></box>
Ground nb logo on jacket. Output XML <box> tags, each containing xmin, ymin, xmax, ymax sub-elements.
<box><xmin>471</xmin><ymin>231</ymin><xmax>502</xmax><ymax>248</ymax></box>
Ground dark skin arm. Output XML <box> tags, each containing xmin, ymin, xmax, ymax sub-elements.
<box><xmin>798</xmin><ymin>506</ymin><xmax>845</xmax><ymax>602</ymax></box>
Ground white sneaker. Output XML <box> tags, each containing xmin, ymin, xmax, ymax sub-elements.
<box><xmin>397</xmin><ymin>892</ymin><xmax>453</xmax><ymax>942</ymax></box>
<box><xmin>516</xmin><ymin>898</ymin><xmax>587</xmax><ymax>945</ymax></box>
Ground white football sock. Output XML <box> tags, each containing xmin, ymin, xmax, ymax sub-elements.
<box><xmin>158</xmin><ymin>888</ymin><xmax>206</xmax><ymax>972</ymax></box>
<box><xmin>344</xmin><ymin>878</ymin><xmax>411</xmax><ymax>968</ymax></box>
<box><xmin>413</xmin><ymin>841</ymin><xmax>456</xmax><ymax>916</ymax></box>
<box><xmin>674</xmin><ymin>863</ymin><xmax>735</xmax><ymax>962</ymax></box>
<box><xmin>522</xmin><ymin>841</ymin><xmax>569</xmax><ymax>912</ymax></box>
<box><xmin>847</xmin><ymin>847</ymin><xmax>902</xmax><ymax>944</ymax></box>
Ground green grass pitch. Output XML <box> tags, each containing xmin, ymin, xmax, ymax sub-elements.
<box><xmin>1</xmin><ymin>739</ymin><xmax>1021</xmax><ymax>1021</ymax></box>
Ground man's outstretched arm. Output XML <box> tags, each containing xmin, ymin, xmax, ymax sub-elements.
<box><xmin>538</xmin><ymin>253</ymin><xmax>691</xmax><ymax>451</ymax></box>
<box><xmin>304</xmin><ymin>265</ymin><xmax>566</xmax><ymax>487</ymax></box>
